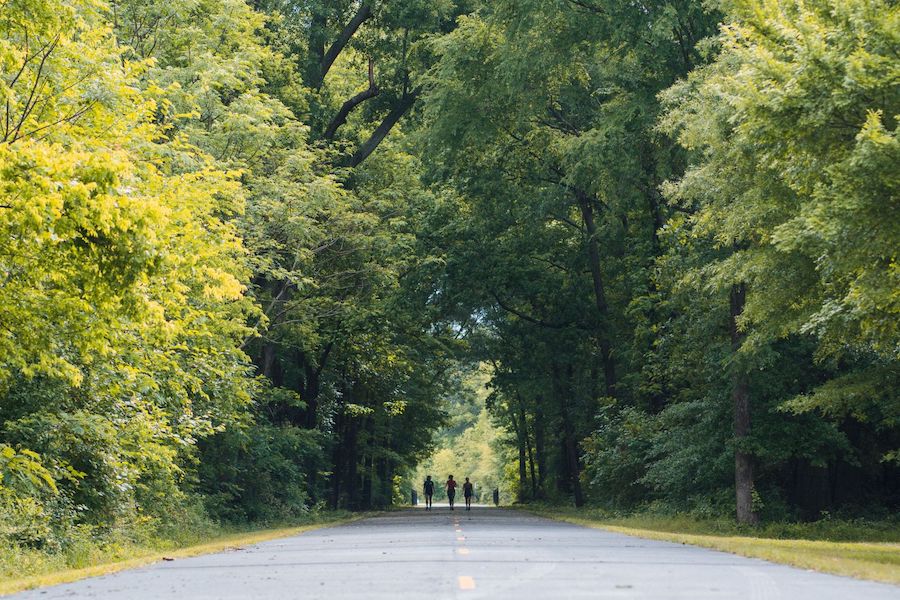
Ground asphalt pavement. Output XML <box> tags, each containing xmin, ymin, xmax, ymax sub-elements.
<box><xmin>11</xmin><ymin>507</ymin><xmax>900</xmax><ymax>599</ymax></box>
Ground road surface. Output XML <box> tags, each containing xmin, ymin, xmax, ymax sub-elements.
<box><xmin>12</xmin><ymin>508</ymin><xmax>899</xmax><ymax>599</ymax></box>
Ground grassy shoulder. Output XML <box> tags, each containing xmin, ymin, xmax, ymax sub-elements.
<box><xmin>0</xmin><ymin>511</ymin><xmax>368</xmax><ymax>596</ymax></box>
<box><xmin>525</xmin><ymin>506</ymin><xmax>900</xmax><ymax>585</ymax></box>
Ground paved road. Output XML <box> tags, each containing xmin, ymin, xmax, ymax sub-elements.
<box><xmin>13</xmin><ymin>508</ymin><xmax>899</xmax><ymax>599</ymax></box>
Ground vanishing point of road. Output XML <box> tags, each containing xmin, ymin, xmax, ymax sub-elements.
<box><xmin>12</xmin><ymin>508</ymin><xmax>899</xmax><ymax>599</ymax></box>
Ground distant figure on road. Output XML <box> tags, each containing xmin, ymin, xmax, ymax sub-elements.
<box><xmin>446</xmin><ymin>475</ymin><xmax>457</xmax><ymax>510</ymax></box>
<box><xmin>423</xmin><ymin>475</ymin><xmax>434</xmax><ymax>510</ymax></box>
<box><xmin>463</xmin><ymin>477</ymin><xmax>474</xmax><ymax>511</ymax></box>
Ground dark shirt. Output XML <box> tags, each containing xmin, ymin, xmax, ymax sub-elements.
<box><xmin>463</xmin><ymin>482</ymin><xmax>473</xmax><ymax>496</ymax></box>
<box><xmin>424</xmin><ymin>480</ymin><xmax>434</xmax><ymax>495</ymax></box>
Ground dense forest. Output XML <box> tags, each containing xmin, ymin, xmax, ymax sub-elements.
<box><xmin>0</xmin><ymin>0</ymin><xmax>897</xmax><ymax>556</ymax></box>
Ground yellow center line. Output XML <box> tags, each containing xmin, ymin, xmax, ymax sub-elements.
<box><xmin>457</xmin><ymin>548</ymin><xmax>470</xmax><ymax>555</ymax></box>
<box><xmin>458</xmin><ymin>575</ymin><xmax>476</xmax><ymax>590</ymax></box>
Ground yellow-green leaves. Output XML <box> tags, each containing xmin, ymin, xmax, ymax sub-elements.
<box><xmin>663</xmin><ymin>0</ymin><xmax>899</xmax><ymax>357</ymax></box>
<box><xmin>0</xmin><ymin>0</ymin><xmax>160</xmax><ymax>386</ymax></box>
<box><xmin>662</xmin><ymin>0</ymin><xmax>899</xmax><ymax>438</ymax></box>
<box><xmin>0</xmin><ymin>445</ymin><xmax>57</xmax><ymax>495</ymax></box>
<box><xmin>0</xmin><ymin>0</ymin><xmax>264</xmax><ymax>538</ymax></box>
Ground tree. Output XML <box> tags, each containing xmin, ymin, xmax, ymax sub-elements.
<box><xmin>661</xmin><ymin>0</ymin><xmax>899</xmax><ymax>520</ymax></box>
<box><xmin>0</xmin><ymin>0</ymin><xmax>260</xmax><ymax>536</ymax></box>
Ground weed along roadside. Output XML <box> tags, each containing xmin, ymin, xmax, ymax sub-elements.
<box><xmin>0</xmin><ymin>514</ymin><xmax>367</xmax><ymax>596</ymax></box>
<box><xmin>525</xmin><ymin>507</ymin><xmax>900</xmax><ymax>585</ymax></box>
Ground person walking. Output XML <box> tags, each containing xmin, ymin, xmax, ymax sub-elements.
<box><xmin>446</xmin><ymin>475</ymin><xmax>457</xmax><ymax>510</ymax></box>
<box><xmin>463</xmin><ymin>477</ymin><xmax>474</xmax><ymax>511</ymax></box>
<box><xmin>423</xmin><ymin>475</ymin><xmax>434</xmax><ymax>510</ymax></box>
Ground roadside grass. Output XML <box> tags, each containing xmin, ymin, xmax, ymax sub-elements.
<box><xmin>0</xmin><ymin>512</ymin><xmax>366</xmax><ymax>596</ymax></box>
<box><xmin>526</xmin><ymin>505</ymin><xmax>900</xmax><ymax>585</ymax></box>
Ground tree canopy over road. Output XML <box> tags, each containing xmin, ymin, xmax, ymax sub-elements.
<box><xmin>0</xmin><ymin>0</ymin><xmax>896</xmax><ymax>559</ymax></box>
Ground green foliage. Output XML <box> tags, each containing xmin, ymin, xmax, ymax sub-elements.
<box><xmin>661</xmin><ymin>0</ymin><xmax>899</xmax><ymax>419</ymax></box>
<box><xmin>199</xmin><ymin>422</ymin><xmax>321</xmax><ymax>523</ymax></box>
<box><xmin>1</xmin><ymin>0</ymin><xmax>897</xmax><ymax>576</ymax></box>
<box><xmin>1</xmin><ymin>0</ymin><xmax>277</xmax><ymax>557</ymax></box>
<box><xmin>415</xmin><ymin>0</ymin><xmax>898</xmax><ymax>520</ymax></box>
<box><xmin>415</xmin><ymin>368</ymin><xmax>511</xmax><ymax>503</ymax></box>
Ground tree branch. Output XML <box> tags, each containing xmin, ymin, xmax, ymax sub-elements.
<box><xmin>324</xmin><ymin>58</ymin><xmax>379</xmax><ymax>139</ymax></box>
<box><xmin>318</xmin><ymin>3</ymin><xmax>373</xmax><ymax>87</ymax></box>
<box><xmin>6</xmin><ymin>34</ymin><xmax>58</xmax><ymax>144</ymax></box>
<box><xmin>564</xmin><ymin>0</ymin><xmax>605</xmax><ymax>14</ymax></box>
<box><xmin>490</xmin><ymin>291</ymin><xmax>574</xmax><ymax>329</ymax></box>
<box><xmin>316</xmin><ymin>342</ymin><xmax>334</xmax><ymax>377</ymax></box>
<box><xmin>348</xmin><ymin>86</ymin><xmax>420</xmax><ymax>167</ymax></box>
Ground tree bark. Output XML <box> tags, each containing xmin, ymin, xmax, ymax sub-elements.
<box><xmin>349</xmin><ymin>88</ymin><xmax>419</xmax><ymax>167</ymax></box>
<box><xmin>534</xmin><ymin>396</ymin><xmax>546</xmax><ymax>496</ymax></box>
<box><xmin>317</xmin><ymin>4</ymin><xmax>373</xmax><ymax>88</ymax></box>
<box><xmin>520</xmin><ymin>398</ymin><xmax>537</xmax><ymax>499</ymax></box>
<box><xmin>553</xmin><ymin>364</ymin><xmax>585</xmax><ymax>507</ymax></box>
<box><xmin>526</xmin><ymin>429</ymin><xmax>537</xmax><ymax>498</ymax></box>
<box><xmin>303</xmin><ymin>362</ymin><xmax>320</xmax><ymax>429</ymax></box>
<box><xmin>260</xmin><ymin>341</ymin><xmax>282</xmax><ymax>387</ymax></box>
<box><xmin>330</xmin><ymin>407</ymin><xmax>347</xmax><ymax>509</ymax></box>
<box><xmin>306</xmin><ymin>10</ymin><xmax>327</xmax><ymax>89</ymax></box>
<box><xmin>511</xmin><ymin>403</ymin><xmax>528</xmax><ymax>502</ymax></box>
<box><xmin>730</xmin><ymin>283</ymin><xmax>758</xmax><ymax>525</ymax></box>
<box><xmin>574</xmin><ymin>189</ymin><xmax>616</xmax><ymax>398</ymax></box>
<box><xmin>323</xmin><ymin>58</ymin><xmax>379</xmax><ymax>139</ymax></box>
<box><xmin>300</xmin><ymin>342</ymin><xmax>332</xmax><ymax>429</ymax></box>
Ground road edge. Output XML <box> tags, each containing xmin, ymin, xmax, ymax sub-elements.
<box><xmin>521</xmin><ymin>508</ymin><xmax>900</xmax><ymax>586</ymax></box>
<box><xmin>0</xmin><ymin>512</ymin><xmax>375</xmax><ymax>596</ymax></box>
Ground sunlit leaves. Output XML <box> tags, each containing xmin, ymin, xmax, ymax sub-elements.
<box><xmin>662</xmin><ymin>0</ymin><xmax>898</xmax><ymax>424</ymax></box>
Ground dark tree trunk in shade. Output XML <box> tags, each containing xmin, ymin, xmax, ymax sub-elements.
<box><xmin>303</xmin><ymin>361</ymin><xmax>319</xmax><ymax>429</ymax></box>
<box><xmin>261</xmin><ymin>342</ymin><xmax>282</xmax><ymax>387</ymax></box>
<box><xmin>511</xmin><ymin>404</ymin><xmax>528</xmax><ymax>501</ymax></box>
<box><xmin>524</xmin><ymin>408</ymin><xmax>538</xmax><ymax>499</ymax></box>
<box><xmin>349</xmin><ymin>88</ymin><xmax>419</xmax><ymax>167</ymax></box>
<box><xmin>330</xmin><ymin>408</ymin><xmax>346</xmax><ymax>509</ymax></box>
<box><xmin>534</xmin><ymin>397</ymin><xmax>546</xmax><ymax>496</ymax></box>
<box><xmin>553</xmin><ymin>364</ymin><xmax>585</xmax><ymax>507</ymax></box>
<box><xmin>574</xmin><ymin>189</ymin><xmax>616</xmax><ymax>398</ymax></box>
<box><xmin>360</xmin><ymin>418</ymin><xmax>374</xmax><ymax>510</ymax></box>
<box><xmin>730</xmin><ymin>283</ymin><xmax>758</xmax><ymax>525</ymax></box>
<box><xmin>298</xmin><ymin>343</ymin><xmax>331</xmax><ymax>430</ymax></box>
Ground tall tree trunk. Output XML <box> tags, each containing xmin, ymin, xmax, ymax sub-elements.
<box><xmin>330</xmin><ymin>407</ymin><xmax>346</xmax><ymax>509</ymax></box>
<box><xmin>553</xmin><ymin>364</ymin><xmax>585</xmax><ymax>507</ymax></box>
<box><xmin>360</xmin><ymin>415</ymin><xmax>374</xmax><ymax>510</ymax></box>
<box><xmin>534</xmin><ymin>396</ymin><xmax>546</xmax><ymax>497</ymax></box>
<box><xmin>303</xmin><ymin>362</ymin><xmax>320</xmax><ymax>428</ymax></box>
<box><xmin>344</xmin><ymin>415</ymin><xmax>360</xmax><ymax>508</ymax></box>
<box><xmin>511</xmin><ymin>404</ymin><xmax>527</xmax><ymax>502</ymax></box>
<box><xmin>574</xmin><ymin>189</ymin><xmax>616</xmax><ymax>398</ymax></box>
<box><xmin>300</xmin><ymin>343</ymin><xmax>332</xmax><ymax>429</ymax></box>
<box><xmin>382</xmin><ymin>417</ymin><xmax>394</xmax><ymax>507</ymax></box>
<box><xmin>730</xmin><ymin>283</ymin><xmax>758</xmax><ymax>525</ymax></box>
<box><xmin>260</xmin><ymin>342</ymin><xmax>283</xmax><ymax>387</ymax></box>
<box><xmin>306</xmin><ymin>10</ymin><xmax>327</xmax><ymax>88</ymax></box>
<box><xmin>382</xmin><ymin>458</ymin><xmax>394</xmax><ymax>507</ymax></box>
<box><xmin>521</xmin><ymin>400</ymin><xmax>537</xmax><ymax>499</ymax></box>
